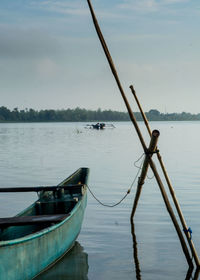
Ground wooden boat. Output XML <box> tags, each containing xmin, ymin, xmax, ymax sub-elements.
<box><xmin>0</xmin><ymin>167</ymin><xmax>89</xmax><ymax>280</ymax></box>
<box><xmin>85</xmin><ymin>123</ymin><xmax>115</xmax><ymax>129</ymax></box>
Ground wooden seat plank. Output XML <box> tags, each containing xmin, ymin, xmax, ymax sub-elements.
<box><xmin>0</xmin><ymin>214</ymin><xmax>70</xmax><ymax>227</ymax></box>
<box><xmin>0</xmin><ymin>185</ymin><xmax>83</xmax><ymax>192</ymax></box>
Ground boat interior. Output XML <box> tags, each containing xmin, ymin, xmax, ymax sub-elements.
<box><xmin>0</xmin><ymin>168</ymin><xmax>88</xmax><ymax>241</ymax></box>
<box><xmin>0</xmin><ymin>189</ymin><xmax>82</xmax><ymax>241</ymax></box>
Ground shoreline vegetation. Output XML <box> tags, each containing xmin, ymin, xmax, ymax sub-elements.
<box><xmin>0</xmin><ymin>106</ymin><xmax>200</xmax><ymax>122</ymax></box>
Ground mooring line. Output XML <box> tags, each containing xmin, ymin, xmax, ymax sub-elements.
<box><xmin>87</xmin><ymin>154</ymin><xmax>145</xmax><ymax>207</ymax></box>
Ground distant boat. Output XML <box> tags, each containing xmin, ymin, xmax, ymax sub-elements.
<box><xmin>85</xmin><ymin>123</ymin><xmax>115</xmax><ymax>129</ymax></box>
<box><xmin>0</xmin><ymin>167</ymin><xmax>89</xmax><ymax>280</ymax></box>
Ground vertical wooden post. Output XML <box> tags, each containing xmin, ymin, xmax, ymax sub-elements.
<box><xmin>130</xmin><ymin>84</ymin><xmax>200</xmax><ymax>267</ymax></box>
<box><xmin>131</xmin><ymin>130</ymin><xmax>159</xmax><ymax>219</ymax></box>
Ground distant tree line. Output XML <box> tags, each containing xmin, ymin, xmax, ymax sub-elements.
<box><xmin>0</xmin><ymin>107</ymin><xmax>200</xmax><ymax>122</ymax></box>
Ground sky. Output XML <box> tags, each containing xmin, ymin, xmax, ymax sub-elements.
<box><xmin>0</xmin><ymin>0</ymin><xmax>200</xmax><ymax>113</ymax></box>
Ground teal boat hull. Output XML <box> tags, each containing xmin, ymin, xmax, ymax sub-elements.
<box><xmin>0</xmin><ymin>168</ymin><xmax>89</xmax><ymax>280</ymax></box>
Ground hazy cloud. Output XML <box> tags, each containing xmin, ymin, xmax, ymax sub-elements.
<box><xmin>163</xmin><ymin>0</ymin><xmax>189</xmax><ymax>3</ymax></box>
<box><xmin>30</xmin><ymin>0</ymin><xmax>88</xmax><ymax>16</ymax></box>
<box><xmin>117</xmin><ymin>0</ymin><xmax>190</xmax><ymax>13</ymax></box>
<box><xmin>35</xmin><ymin>58</ymin><xmax>59</xmax><ymax>79</ymax></box>
<box><xmin>118</xmin><ymin>0</ymin><xmax>160</xmax><ymax>12</ymax></box>
<box><xmin>0</xmin><ymin>26</ymin><xmax>62</xmax><ymax>59</ymax></box>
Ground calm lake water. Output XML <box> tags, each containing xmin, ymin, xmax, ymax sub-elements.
<box><xmin>0</xmin><ymin>121</ymin><xmax>200</xmax><ymax>279</ymax></box>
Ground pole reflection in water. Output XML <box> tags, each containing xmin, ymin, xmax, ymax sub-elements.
<box><xmin>130</xmin><ymin>220</ymin><xmax>141</xmax><ymax>280</ymax></box>
<box><xmin>185</xmin><ymin>266</ymin><xmax>200</xmax><ymax>280</ymax></box>
<box><xmin>185</xmin><ymin>266</ymin><xmax>195</xmax><ymax>280</ymax></box>
<box><xmin>189</xmin><ymin>268</ymin><xmax>200</xmax><ymax>280</ymax></box>
<box><xmin>130</xmin><ymin>220</ymin><xmax>200</xmax><ymax>280</ymax></box>
<box><xmin>35</xmin><ymin>242</ymin><xmax>88</xmax><ymax>280</ymax></box>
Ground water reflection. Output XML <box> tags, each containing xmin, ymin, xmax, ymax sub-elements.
<box><xmin>35</xmin><ymin>241</ymin><xmax>88</xmax><ymax>280</ymax></box>
<box><xmin>192</xmin><ymin>269</ymin><xmax>200</xmax><ymax>280</ymax></box>
<box><xmin>184</xmin><ymin>267</ymin><xmax>200</xmax><ymax>280</ymax></box>
<box><xmin>130</xmin><ymin>220</ymin><xmax>200</xmax><ymax>280</ymax></box>
<box><xmin>131</xmin><ymin>221</ymin><xmax>141</xmax><ymax>280</ymax></box>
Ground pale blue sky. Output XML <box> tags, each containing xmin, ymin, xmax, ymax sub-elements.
<box><xmin>0</xmin><ymin>0</ymin><xmax>199</xmax><ymax>113</ymax></box>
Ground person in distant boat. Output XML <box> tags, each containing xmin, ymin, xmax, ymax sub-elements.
<box><xmin>95</xmin><ymin>123</ymin><xmax>100</xmax><ymax>129</ymax></box>
<box><xmin>100</xmin><ymin>123</ymin><xmax>105</xmax><ymax>129</ymax></box>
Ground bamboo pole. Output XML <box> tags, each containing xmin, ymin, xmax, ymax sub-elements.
<box><xmin>129</xmin><ymin>85</ymin><xmax>200</xmax><ymax>267</ymax></box>
<box><xmin>131</xmin><ymin>130</ymin><xmax>159</xmax><ymax>219</ymax></box>
<box><xmin>129</xmin><ymin>85</ymin><xmax>151</xmax><ymax>136</ymax></box>
<box><xmin>86</xmin><ymin>0</ymin><xmax>192</xmax><ymax>267</ymax></box>
<box><xmin>147</xmin><ymin>154</ymin><xmax>192</xmax><ymax>266</ymax></box>
<box><xmin>86</xmin><ymin>0</ymin><xmax>147</xmax><ymax>153</ymax></box>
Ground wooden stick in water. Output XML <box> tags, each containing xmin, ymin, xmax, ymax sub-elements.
<box><xmin>131</xmin><ymin>130</ymin><xmax>159</xmax><ymax>219</ymax></box>
<box><xmin>130</xmin><ymin>84</ymin><xmax>200</xmax><ymax>267</ymax></box>
<box><xmin>147</xmin><ymin>149</ymin><xmax>193</xmax><ymax>267</ymax></box>
<box><xmin>86</xmin><ymin>0</ymin><xmax>192</xmax><ymax>267</ymax></box>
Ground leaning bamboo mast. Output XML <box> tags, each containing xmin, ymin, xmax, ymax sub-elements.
<box><xmin>86</xmin><ymin>0</ymin><xmax>198</xmax><ymax>267</ymax></box>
